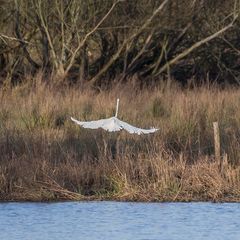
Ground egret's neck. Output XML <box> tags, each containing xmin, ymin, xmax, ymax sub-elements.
<box><xmin>115</xmin><ymin>98</ymin><xmax>119</xmax><ymax>117</ymax></box>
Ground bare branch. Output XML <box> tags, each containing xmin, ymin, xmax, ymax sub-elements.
<box><xmin>0</xmin><ymin>33</ymin><xmax>32</xmax><ymax>44</ymax></box>
<box><xmin>36</xmin><ymin>0</ymin><xmax>59</xmax><ymax>70</ymax></box>
<box><xmin>156</xmin><ymin>19</ymin><xmax>237</xmax><ymax>76</ymax></box>
<box><xmin>65</xmin><ymin>0</ymin><xmax>123</xmax><ymax>74</ymax></box>
<box><xmin>88</xmin><ymin>0</ymin><xmax>169</xmax><ymax>85</ymax></box>
<box><xmin>14</xmin><ymin>0</ymin><xmax>40</xmax><ymax>69</ymax></box>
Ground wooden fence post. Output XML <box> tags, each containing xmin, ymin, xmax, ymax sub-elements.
<box><xmin>213</xmin><ymin>122</ymin><xmax>222</xmax><ymax>170</ymax></box>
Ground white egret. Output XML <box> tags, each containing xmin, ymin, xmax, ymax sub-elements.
<box><xmin>71</xmin><ymin>99</ymin><xmax>158</xmax><ymax>135</ymax></box>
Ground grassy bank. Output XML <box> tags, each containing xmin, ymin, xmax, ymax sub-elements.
<box><xmin>0</xmin><ymin>80</ymin><xmax>240</xmax><ymax>202</ymax></box>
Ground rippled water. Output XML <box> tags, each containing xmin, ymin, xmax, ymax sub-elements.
<box><xmin>0</xmin><ymin>202</ymin><xmax>240</xmax><ymax>240</ymax></box>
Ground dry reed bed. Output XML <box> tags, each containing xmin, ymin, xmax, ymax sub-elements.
<box><xmin>0</xmin><ymin>81</ymin><xmax>240</xmax><ymax>201</ymax></box>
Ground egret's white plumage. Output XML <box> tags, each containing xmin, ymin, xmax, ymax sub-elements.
<box><xmin>71</xmin><ymin>99</ymin><xmax>158</xmax><ymax>135</ymax></box>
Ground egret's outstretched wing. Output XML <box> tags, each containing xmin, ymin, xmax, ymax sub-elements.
<box><xmin>71</xmin><ymin>117</ymin><xmax>122</xmax><ymax>132</ymax></box>
<box><xmin>71</xmin><ymin>116</ymin><xmax>158</xmax><ymax>135</ymax></box>
<box><xmin>115</xmin><ymin>118</ymin><xmax>159</xmax><ymax>135</ymax></box>
<box><xmin>71</xmin><ymin>117</ymin><xmax>107</xmax><ymax>129</ymax></box>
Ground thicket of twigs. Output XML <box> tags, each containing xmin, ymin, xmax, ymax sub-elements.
<box><xmin>1</xmin><ymin>0</ymin><xmax>240</xmax><ymax>87</ymax></box>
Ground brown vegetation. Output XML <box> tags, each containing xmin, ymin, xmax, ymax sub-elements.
<box><xmin>1</xmin><ymin>0</ymin><xmax>240</xmax><ymax>202</ymax></box>
<box><xmin>0</xmin><ymin>78</ymin><xmax>240</xmax><ymax>202</ymax></box>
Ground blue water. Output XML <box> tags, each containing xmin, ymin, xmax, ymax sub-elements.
<box><xmin>0</xmin><ymin>202</ymin><xmax>240</xmax><ymax>240</ymax></box>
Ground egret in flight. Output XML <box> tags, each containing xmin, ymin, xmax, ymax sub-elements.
<box><xmin>71</xmin><ymin>99</ymin><xmax>158</xmax><ymax>135</ymax></box>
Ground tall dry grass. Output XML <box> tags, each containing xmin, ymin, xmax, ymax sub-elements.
<box><xmin>0</xmin><ymin>77</ymin><xmax>240</xmax><ymax>201</ymax></box>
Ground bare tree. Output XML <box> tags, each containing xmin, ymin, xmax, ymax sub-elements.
<box><xmin>0</xmin><ymin>0</ymin><xmax>240</xmax><ymax>86</ymax></box>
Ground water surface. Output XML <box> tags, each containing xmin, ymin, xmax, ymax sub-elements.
<box><xmin>0</xmin><ymin>202</ymin><xmax>240</xmax><ymax>240</ymax></box>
